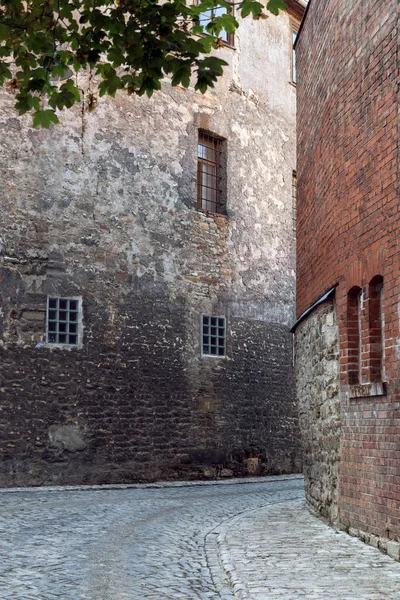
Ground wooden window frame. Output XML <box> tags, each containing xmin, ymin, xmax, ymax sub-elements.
<box><xmin>197</xmin><ymin>130</ymin><xmax>227</xmax><ymax>215</ymax></box>
<box><xmin>195</xmin><ymin>1</ymin><xmax>235</xmax><ymax>47</ymax></box>
<box><xmin>291</xmin><ymin>20</ymin><xmax>300</xmax><ymax>85</ymax></box>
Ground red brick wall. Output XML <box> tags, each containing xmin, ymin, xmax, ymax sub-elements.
<box><xmin>296</xmin><ymin>0</ymin><xmax>400</xmax><ymax>539</ymax></box>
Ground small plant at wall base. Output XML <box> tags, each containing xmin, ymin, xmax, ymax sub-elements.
<box><xmin>0</xmin><ymin>0</ymin><xmax>287</xmax><ymax>127</ymax></box>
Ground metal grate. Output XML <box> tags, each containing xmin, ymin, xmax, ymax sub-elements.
<box><xmin>47</xmin><ymin>297</ymin><xmax>81</xmax><ymax>345</ymax></box>
<box><xmin>197</xmin><ymin>132</ymin><xmax>226</xmax><ymax>214</ymax></box>
<box><xmin>202</xmin><ymin>315</ymin><xmax>226</xmax><ymax>357</ymax></box>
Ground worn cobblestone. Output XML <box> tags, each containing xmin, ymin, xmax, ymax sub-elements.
<box><xmin>217</xmin><ymin>499</ymin><xmax>400</xmax><ymax>599</ymax></box>
<box><xmin>0</xmin><ymin>477</ymin><xmax>302</xmax><ymax>599</ymax></box>
<box><xmin>1</xmin><ymin>476</ymin><xmax>400</xmax><ymax>599</ymax></box>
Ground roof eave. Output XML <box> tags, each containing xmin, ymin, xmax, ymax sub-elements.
<box><xmin>293</xmin><ymin>0</ymin><xmax>312</xmax><ymax>49</ymax></box>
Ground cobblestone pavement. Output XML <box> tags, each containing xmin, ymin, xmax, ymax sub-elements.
<box><xmin>217</xmin><ymin>499</ymin><xmax>400</xmax><ymax>600</ymax></box>
<box><xmin>0</xmin><ymin>476</ymin><xmax>302</xmax><ymax>600</ymax></box>
<box><xmin>1</xmin><ymin>476</ymin><xmax>400</xmax><ymax>600</ymax></box>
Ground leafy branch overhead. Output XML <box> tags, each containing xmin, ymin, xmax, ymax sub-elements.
<box><xmin>0</xmin><ymin>0</ymin><xmax>287</xmax><ymax>127</ymax></box>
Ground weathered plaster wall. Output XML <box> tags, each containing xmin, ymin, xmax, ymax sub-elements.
<box><xmin>0</xmin><ymin>9</ymin><xmax>301</xmax><ymax>486</ymax></box>
<box><xmin>296</xmin><ymin>300</ymin><xmax>340</xmax><ymax>523</ymax></box>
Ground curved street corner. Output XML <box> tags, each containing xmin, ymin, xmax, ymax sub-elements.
<box><xmin>1</xmin><ymin>476</ymin><xmax>400</xmax><ymax>599</ymax></box>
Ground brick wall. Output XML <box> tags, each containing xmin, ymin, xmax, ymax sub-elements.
<box><xmin>296</xmin><ymin>0</ymin><xmax>400</xmax><ymax>547</ymax></box>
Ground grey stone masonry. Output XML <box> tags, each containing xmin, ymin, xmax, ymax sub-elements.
<box><xmin>295</xmin><ymin>299</ymin><xmax>340</xmax><ymax>522</ymax></box>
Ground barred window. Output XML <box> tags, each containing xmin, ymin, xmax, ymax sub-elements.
<box><xmin>197</xmin><ymin>131</ymin><xmax>227</xmax><ymax>214</ymax></box>
<box><xmin>202</xmin><ymin>315</ymin><xmax>226</xmax><ymax>357</ymax></box>
<box><xmin>46</xmin><ymin>297</ymin><xmax>82</xmax><ymax>346</ymax></box>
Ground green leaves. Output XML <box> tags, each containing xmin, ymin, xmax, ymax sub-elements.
<box><xmin>96</xmin><ymin>64</ymin><xmax>122</xmax><ymax>96</ymax></box>
<box><xmin>0</xmin><ymin>0</ymin><xmax>288</xmax><ymax>126</ymax></box>
<box><xmin>0</xmin><ymin>61</ymin><xmax>12</xmax><ymax>85</ymax></box>
<box><xmin>48</xmin><ymin>80</ymin><xmax>80</xmax><ymax>109</ymax></box>
<box><xmin>267</xmin><ymin>0</ymin><xmax>288</xmax><ymax>15</ymax></box>
<box><xmin>195</xmin><ymin>55</ymin><xmax>227</xmax><ymax>93</ymax></box>
<box><xmin>241</xmin><ymin>0</ymin><xmax>264</xmax><ymax>18</ymax></box>
<box><xmin>32</xmin><ymin>109</ymin><xmax>59</xmax><ymax>128</ymax></box>
<box><xmin>15</xmin><ymin>93</ymin><xmax>40</xmax><ymax>114</ymax></box>
<box><xmin>169</xmin><ymin>59</ymin><xmax>192</xmax><ymax>88</ymax></box>
<box><xmin>99</xmin><ymin>75</ymin><xmax>122</xmax><ymax>97</ymax></box>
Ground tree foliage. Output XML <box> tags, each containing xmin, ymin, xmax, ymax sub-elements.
<box><xmin>0</xmin><ymin>0</ymin><xmax>287</xmax><ymax>127</ymax></box>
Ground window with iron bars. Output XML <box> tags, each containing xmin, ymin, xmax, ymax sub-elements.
<box><xmin>46</xmin><ymin>297</ymin><xmax>82</xmax><ymax>346</ymax></box>
<box><xmin>197</xmin><ymin>131</ymin><xmax>227</xmax><ymax>214</ymax></box>
<box><xmin>202</xmin><ymin>315</ymin><xmax>226</xmax><ymax>357</ymax></box>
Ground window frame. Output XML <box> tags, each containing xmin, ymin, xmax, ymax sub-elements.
<box><xmin>197</xmin><ymin>130</ymin><xmax>227</xmax><ymax>215</ymax></box>
<box><xmin>196</xmin><ymin>1</ymin><xmax>235</xmax><ymax>47</ymax></box>
<box><xmin>201</xmin><ymin>314</ymin><xmax>227</xmax><ymax>358</ymax></box>
<box><xmin>46</xmin><ymin>296</ymin><xmax>83</xmax><ymax>348</ymax></box>
<box><xmin>291</xmin><ymin>20</ymin><xmax>300</xmax><ymax>85</ymax></box>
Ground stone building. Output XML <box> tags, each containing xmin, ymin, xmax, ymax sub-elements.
<box><xmin>295</xmin><ymin>0</ymin><xmax>400</xmax><ymax>557</ymax></box>
<box><xmin>0</xmin><ymin>0</ymin><xmax>304</xmax><ymax>487</ymax></box>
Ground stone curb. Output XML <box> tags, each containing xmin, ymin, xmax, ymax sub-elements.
<box><xmin>205</xmin><ymin>496</ymin><xmax>304</xmax><ymax>599</ymax></box>
<box><xmin>210</xmin><ymin>498</ymin><xmax>400</xmax><ymax>599</ymax></box>
<box><xmin>204</xmin><ymin>528</ymin><xmax>236</xmax><ymax>600</ymax></box>
<box><xmin>0</xmin><ymin>473</ymin><xmax>303</xmax><ymax>494</ymax></box>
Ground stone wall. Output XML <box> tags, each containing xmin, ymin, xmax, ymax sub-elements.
<box><xmin>0</xmin><ymin>7</ymin><xmax>302</xmax><ymax>486</ymax></box>
<box><xmin>295</xmin><ymin>299</ymin><xmax>340</xmax><ymax>523</ymax></box>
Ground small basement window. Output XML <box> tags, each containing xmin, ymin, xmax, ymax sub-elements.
<box><xmin>202</xmin><ymin>315</ymin><xmax>226</xmax><ymax>357</ymax></box>
<box><xmin>46</xmin><ymin>297</ymin><xmax>82</xmax><ymax>346</ymax></box>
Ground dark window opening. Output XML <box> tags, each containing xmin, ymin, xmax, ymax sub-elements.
<box><xmin>202</xmin><ymin>315</ymin><xmax>226</xmax><ymax>357</ymax></box>
<box><xmin>368</xmin><ymin>275</ymin><xmax>384</xmax><ymax>383</ymax></box>
<box><xmin>347</xmin><ymin>286</ymin><xmax>362</xmax><ymax>385</ymax></box>
<box><xmin>47</xmin><ymin>297</ymin><xmax>81</xmax><ymax>345</ymax></box>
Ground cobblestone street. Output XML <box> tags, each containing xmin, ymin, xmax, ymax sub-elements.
<box><xmin>1</xmin><ymin>475</ymin><xmax>400</xmax><ymax>600</ymax></box>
